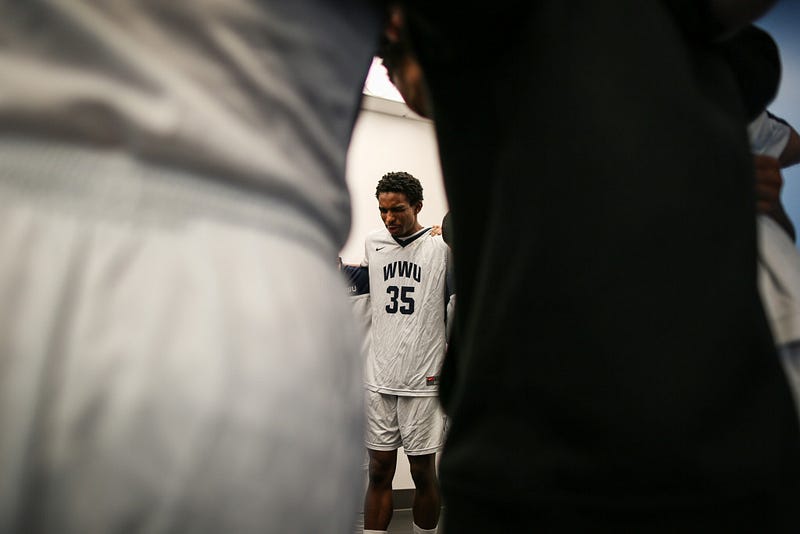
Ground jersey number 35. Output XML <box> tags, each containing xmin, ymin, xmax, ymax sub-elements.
<box><xmin>386</xmin><ymin>285</ymin><xmax>415</xmax><ymax>315</ymax></box>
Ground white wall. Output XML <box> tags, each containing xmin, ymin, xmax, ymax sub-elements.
<box><xmin>344</xmin><ymin>95</ymin><xmax>447</xmax><ymax>491</ymax></box>
<box><xmin>341</xmin><ymin>95</ymin><xmax>448</xmax><ymax>264</ymax></box>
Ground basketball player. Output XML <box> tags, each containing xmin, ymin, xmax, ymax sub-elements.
<box><xmin>361</xmin><ymin>172</ymin><xmax>450</xmax><ymax>534</ymax></box>
<box><xmin>749</xmin><ymin>111</ymin><xmax>800</xmax><ymax>406</ymax></box>
<box><xmin>340</xmin><ymin>228</ymin><xmax>441</xmax><ymax>534</ymax></box>
<box><xmin>747</xmin><ymin>111</ymin><xmax>800</xmax><ymax>241</ymax></box>
<box><xmin>0</xmin><ymin>2</ymin><xmax>384</xmax><ymax>533</ymax></box>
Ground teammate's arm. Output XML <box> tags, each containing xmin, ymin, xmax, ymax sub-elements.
<box><xmin>755</xmin><ymin>154</ymin><xmax>796</xmax><ymax>240</ymax></box>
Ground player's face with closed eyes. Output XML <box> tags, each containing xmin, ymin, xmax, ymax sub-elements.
<box><xmin>378</xmin><ymin>192</ymin><xmax>421</xmax><ymax>237</ymax></box>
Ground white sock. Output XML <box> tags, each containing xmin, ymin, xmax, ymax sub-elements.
<box><xmin>412</xmin><ymin>523</ymin><xmax>438</xmax><ymax>534</ymax></box>
<box><xmin>363</xmin><ymin>530</ymin><xmax>387</xmax><ymax>534</ymax></box>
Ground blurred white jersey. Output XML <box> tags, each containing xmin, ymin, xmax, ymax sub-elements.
<box><xmin>0</xmin><ymin>2</ymin><xmax>380</xmax><ymax>533</ymax></box>
<box><xmin>362</xmin><ymin>228</ymin><xmax>450</xmax><ymax>396</ymax></box>
<box><xmin>0</xmin><ymin>1</ymin><xmax>378</xmax><ymax>250</ymax></box>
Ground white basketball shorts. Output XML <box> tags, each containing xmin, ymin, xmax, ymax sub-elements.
<box><xmin>364</xmin><ymin>390</ymin><xmax>446</xmax><ymax>455</ymax></box>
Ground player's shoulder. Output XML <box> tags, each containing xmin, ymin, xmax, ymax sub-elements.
<box><xmin>422</xmin><ymin>231</ymin><xmax>448</xmax><ymax>251</ymax></box>
<box><xmin>365</xmin><ymin>228</ymin><xmax>391</xmax><ymax>245</ymax></box>
<box><xmin>430</xmin><ymin>232</ymin><xmax>447</xmax><ymax>246</ymax></box>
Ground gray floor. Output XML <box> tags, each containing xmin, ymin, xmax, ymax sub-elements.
<box><xmin>356</xmin><ymin>508</ymin><xmax>442</xmax><ymax>534</ymax></box>
<box><xmin>353</xmin><ymin>508</ymin><xmax>414</xmax><ymax>534</ymax></box>
<box><xmin>387</xmin><ymin>508</ymin><xmax>414</xmax><ymax>534</ymax></box>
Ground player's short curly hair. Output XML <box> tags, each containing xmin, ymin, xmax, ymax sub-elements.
<box><xmin>375</xmin><ymin>171</ymin><xmax>424</xmax><ymax>206</ymax></box>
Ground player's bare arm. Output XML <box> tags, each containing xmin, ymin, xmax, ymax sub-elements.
<box><xmin>754</xmin><ymin>154</ymin><xmax>796</xmax><ymax>240</ymax></box>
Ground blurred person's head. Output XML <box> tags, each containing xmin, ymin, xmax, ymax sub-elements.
<box><xmin>378</xmin><ymin>5</ymin><xmax>431</xmax><ymax>118</ymax></box>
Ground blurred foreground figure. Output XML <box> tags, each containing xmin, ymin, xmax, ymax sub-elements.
<box><xmin>0</xmin><ymin>2</ymin><xmax>380</xmax><ymax>533</ymax></box>
<box><xmin>396</xmin><ymin>0</ymin><xmax>800</xmax><ymax>531</ymax></box>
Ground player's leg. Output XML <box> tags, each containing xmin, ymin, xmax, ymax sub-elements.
<box><xmin>407</xmin><ymin>453</ymin><xmax>440</xmax><ymax>530</ymax></box>
<box><xmin>363</xmin><ymin>391</ymin><xmax>402</xmax><ymax>531</ymax></box>
<box><xmin>364</xmin><ymin>448</ymin><xmax>398</xmax><ymax>530</ymax></box>
<box><xmin>399</xmin><ymin>396</ymin><xmax>446</xmax><ymax>532</ymax></box>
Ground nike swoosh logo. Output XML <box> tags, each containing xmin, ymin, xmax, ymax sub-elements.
<box><xmin>376</xmin><ymin>246</ymin><xmax>386</xmax><ymax>251</ymax></box>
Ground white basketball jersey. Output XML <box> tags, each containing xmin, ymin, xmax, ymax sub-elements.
<box><xmin>362</xmin><ymin>227</ymin><xmax>450</xmax><ymax>396</ymax></box>
<box><xmin>749</xmin><ymin>111</ymin><xmax>791</xmax><ymax>158</ymax></box>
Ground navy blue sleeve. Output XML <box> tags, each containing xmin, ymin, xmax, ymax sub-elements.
<box><xmin>342</xmin><ymin>265</ymin><xmax>370</xmax><ymax>296</ymax></box>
